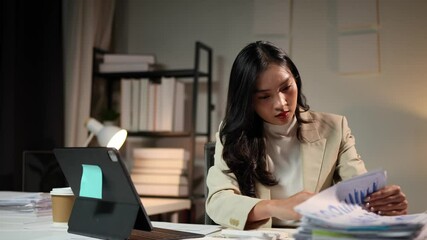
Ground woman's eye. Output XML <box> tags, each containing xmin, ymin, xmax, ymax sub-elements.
<box><xmin>280</xmin><ymin>84</ymin><xmax>292</xmax><ymax>92</ymax></box>
<box><xmin>259</xmin><ymin>95</ymin><xmax>270</xmax><ymax>100</ymax></box>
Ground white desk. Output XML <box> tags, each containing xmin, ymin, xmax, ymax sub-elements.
<box><xmin>2</xmin><ymin>192</ymin><xmax>426</xmax><ymax>239</ymax></box>
<box><xmin>0</xmin><ymin>216</ymin><xmax>295</xmax><ymax>240</ymax></box>
<box><xmin>0</xmin><ymin>195</ymin><xmax>193</xmax><ymax>239</ymax></box>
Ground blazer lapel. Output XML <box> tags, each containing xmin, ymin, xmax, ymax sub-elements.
<box><xmin>299</xmin><ymin>112</ymin><xmax>326</xmax><ymax>192</ymax></box>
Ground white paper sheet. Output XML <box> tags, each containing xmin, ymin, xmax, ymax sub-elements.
<box><xmin>295</xmin><ymin>169</ymin><xmax>427</xmax><ymax>229</ymax></box>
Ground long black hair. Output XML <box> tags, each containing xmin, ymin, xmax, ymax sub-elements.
<box><xmin>220</xmin><ymin>41</ymin><xmax>310</xmax><ymax>197</ymax></box>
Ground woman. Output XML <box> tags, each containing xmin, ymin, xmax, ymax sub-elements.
<box><xmin>205</xmin><ymin>41</ymin><xmax>408</xmax><ymax>230</ymax></box>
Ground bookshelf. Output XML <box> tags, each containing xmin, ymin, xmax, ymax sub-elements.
<box><xmin>91</xmin><ymin>42</ymin><xmax>213</xmax><ymax>220</ymax></box>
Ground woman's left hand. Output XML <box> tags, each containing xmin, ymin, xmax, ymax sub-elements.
<box><xmin>364</xmin><ymin>185</ymin><xmax>408</xmax><ymax>216</ymax></box>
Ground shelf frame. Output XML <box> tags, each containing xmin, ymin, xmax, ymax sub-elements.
<box><xmin>92</xmin><ymin>42</ymin><xmax>213</xmax><ymax>205</ymax></box>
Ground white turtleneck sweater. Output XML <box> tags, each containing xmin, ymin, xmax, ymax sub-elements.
<box><xmin>264</xmin><ymin>117</ymin><xmax>303</xmax><ymax>226</ymax></box>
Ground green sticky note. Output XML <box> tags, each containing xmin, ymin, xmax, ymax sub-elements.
<box><xmin>80</xmin><ymin>164</ymin><xmax>102</xmax><ymax>199</ymax></box>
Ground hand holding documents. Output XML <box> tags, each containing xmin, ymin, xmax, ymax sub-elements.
<box><xmin>293</xmin><ymin>169</ymin><xmax>427</xmax><ymax>239</ymax></box>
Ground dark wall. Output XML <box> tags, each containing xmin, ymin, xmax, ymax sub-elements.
<box><xmin>0</xmin><ymin>0</ymin><xmax>64</xmax><ymax>190</ymax></box>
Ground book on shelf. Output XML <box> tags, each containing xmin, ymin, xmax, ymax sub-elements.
<box><xmin>133</xmin><ymin>183</ymin><xmax>188</xmax><ymax>197</ymax></box>
<box><xmin>103</xmin><ymin>53</ymin><xmax>155</xmax><ymax>64</ymax></box>
<box><xmin>138</xmin><ymin>78</ymin><xmax>150</xmax><ymax>131</ymax></box>
<box><xmin>130</xmin><ymin>79</ymin><xmax>140</xmax><ymax>131</ymax></box>
<box><xmin>120</xmin><ymin>79</ymin><xmax>132</xmax><ymax>130</ymax></box>
<box><xmin>158</xmin><ymin>77</ymin><xmax>176</xmax><ymax>132</ymax></box>
<box><xmin>131</xmin><ymin>167</ymin><xmax>186</xmax><ymax>175</ymax></box>
<box><xmin>153</xmin><ymin>81</ymin><xmax>163</xmax><ymax>131</ymax></box>
<box><xmin>120</xmin><ymin>78</ymin><xmax>151</xmax><ymax>132</ymax></box>
<box><xmin>133</xmin><ymin>148</ymin><xmax>190</xmax><ymax>160</ymax></box>
<box><xmin>147</xmin><ymin>81</ymin><xmax>158</xmax><ymax>131</ymax></box>
<box><xmin>130</xmin><ymin>173</ymin><xmax>188</xmax><ymax>185</ymax></box>
<box><xmin>173</xmin><ymin>80</ymin><xmax>185</xmax><ymax>132</ymax></box>
<box><xmin>119</xmin><ymin>77</ymin><xmax>186</xmax><ymax>133</ymax></box>
<box><xmin>99</xmin><ymin>62</ymin><xmax>151</xmax><ymax>73</ymax></box>
<box><xmin>133</xmin><ymin>158</ymin><xmax>188</xmax><ymax>170</ymax></box>
<box><xmin>131</xmin><ymin>147</ymin><xmax>190</xmax><ymax>197</ymax></box>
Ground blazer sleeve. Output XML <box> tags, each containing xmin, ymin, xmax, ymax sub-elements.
<box><xmin>205</xmin><ymin>132</ymin><xmax>263</xmax><ymax>230</ymax></box>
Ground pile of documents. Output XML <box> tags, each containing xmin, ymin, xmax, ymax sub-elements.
<box><xmin>0</xmin><ymin>191</ymin><xmax>52</xmax><ymax>221</ymax></box>
<box><xmin>293</xmin><ymin>170</ymin><xmax>427</xmax><ymax>239</ymax></box>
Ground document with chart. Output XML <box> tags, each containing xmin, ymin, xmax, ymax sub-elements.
<box><xmin>293</xmin><ymin>169</ymin><xmax>427</xmax><ymax>239</ymax></box>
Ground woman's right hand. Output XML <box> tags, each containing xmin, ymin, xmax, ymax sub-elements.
<box><xmin>268</xmin><ymin>191</ymin><xmax>315</xmax><ymax>220</ymax></box>
<box><xmin>247</xmin><ymin>190</ymin><xmax>314</xmax><ymax>228</ymax></box>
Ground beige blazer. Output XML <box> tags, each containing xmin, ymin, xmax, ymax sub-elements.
<box><xmin>205</xmin><ymin>111</ymin><xmax>367</xmax><ymax>229</ymax></box>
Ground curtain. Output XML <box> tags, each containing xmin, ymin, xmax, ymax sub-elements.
<box><xmin>0</xmin><ymin>0</ymin><xmax>64</xmax><ymax>190</ymax></box>
<box><xmin>62</xmin><ymin>0</ymin><xmax>115</xmax><ymax>147</ymax></box>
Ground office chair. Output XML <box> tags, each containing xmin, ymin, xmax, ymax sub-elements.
<box><xmin>204</xmin><ymin>142</ymin><xmax>216</xmax><ymax>225</ymax></box>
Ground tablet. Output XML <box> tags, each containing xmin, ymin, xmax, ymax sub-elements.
<box><xmin>54</xmin><ymin>147</ymin><xmax>203</xmax><ymax>240</ymax></box>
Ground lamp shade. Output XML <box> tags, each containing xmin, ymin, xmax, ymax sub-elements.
<box><xmin>85</xmin><ymin>118</ymin><xmax>127</xmax><ymax>149</ymax></box>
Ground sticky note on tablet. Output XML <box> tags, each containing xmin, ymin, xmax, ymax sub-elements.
<box><xmin>80</xmin><ymin>164</ymin><xmax>102</xmax><ymax>199</ymax></box>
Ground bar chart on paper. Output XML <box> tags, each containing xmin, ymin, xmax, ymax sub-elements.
<box><xmin>336</xmin><ymin>169</ymin><xmax>386</xmax><ymax>205</ymax></box>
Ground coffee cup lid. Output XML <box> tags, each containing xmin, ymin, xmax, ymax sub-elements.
<box><xmin>50</xmin><ymin>187</ymin><xmax>74</xmax><ymax>196</ymax></box>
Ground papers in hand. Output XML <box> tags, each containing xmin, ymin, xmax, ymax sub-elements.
<box><xmin>293</xmin><ymin>169</ymin><xmax>427</xmax><ymax>239</ymax></box>
<box><xmin>335</xmin><ymin>169</ymin><xmax>386</xmax><ymax>205</ymax></box>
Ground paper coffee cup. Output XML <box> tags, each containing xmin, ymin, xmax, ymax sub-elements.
<box><xmin>50</xmin><ymin>187</ymin><xmax>75</xmax><ymax>226</ymax></box>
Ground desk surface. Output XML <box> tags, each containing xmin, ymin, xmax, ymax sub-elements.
<box><xmin>0</xmin><ymin>216</ymin><xmax>295</xmax><ymax>240</ymax></box>
<box><xmin>0</xmin><ymin>193</ymin><xmax>296</xmax><ymax>239</ymax></box>
<box><xmin>1</xmin><ymin>192</ymin><xmax>426</xmax><ymax>239</ymax></box>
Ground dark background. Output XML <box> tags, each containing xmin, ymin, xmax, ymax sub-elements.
<box><xmin>0</xmin><ymin>0</ymin><xmax>64</xmax><ymax>191</ymax></box>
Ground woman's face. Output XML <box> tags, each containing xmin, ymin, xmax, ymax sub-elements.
<box><xmin>253</xmin><ymin>64</ymin><xmax>298</xmax><ymax>125</ymax></box>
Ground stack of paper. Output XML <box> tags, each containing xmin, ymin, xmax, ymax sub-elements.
<box><xmin>0</xmin><ymin>191</ymin><xmax>52</xmax><ymax>222</ymax></box>
<box><xmin>293</xmin><ymin>170</ymin><xmax>427</xmax><ymax>239</ymax></box>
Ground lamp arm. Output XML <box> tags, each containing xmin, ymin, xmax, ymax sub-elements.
<box><xmin>83</xmin><ymin>132</ymin><xmax>95</xmax><ymax>147</ymax></box>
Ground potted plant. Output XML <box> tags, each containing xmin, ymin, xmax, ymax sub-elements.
<box><xmin>100</xmin><ymin>109</ymin><xmax>120</xmax><ymax>126</ymax></box>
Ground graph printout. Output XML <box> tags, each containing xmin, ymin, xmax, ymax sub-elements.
<box><xmin>294</xmin><ymin>169</ymin><xmax>427</xmax><ymax>228</ymax></box>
